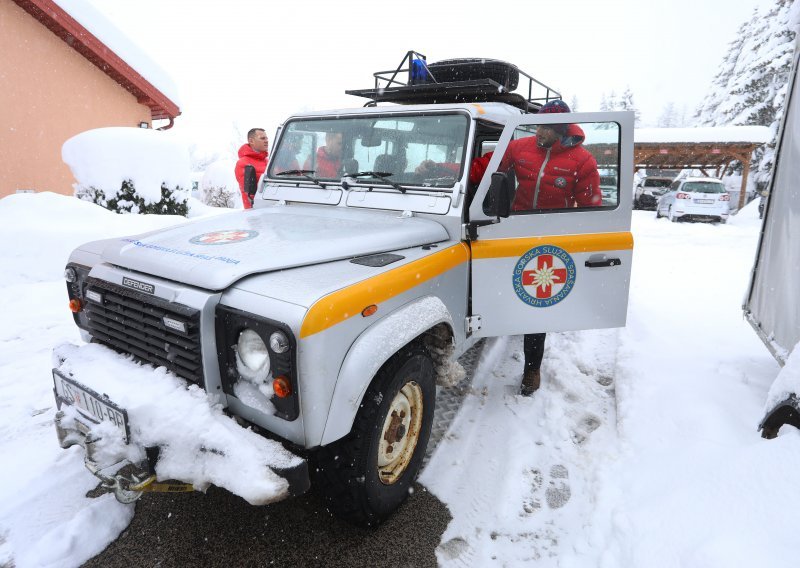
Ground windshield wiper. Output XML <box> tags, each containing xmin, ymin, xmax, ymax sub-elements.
<box><xmin>274</xmin><ymin>169</ymin><xmax>328</xmax><ymax>189</ymax></box>
<box><xmin>345</xmin><ymin>171</ymin><xmax>407</xmax><ymax>193</ymax></box>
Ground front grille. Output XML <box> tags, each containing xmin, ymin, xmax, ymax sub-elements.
<box><xmin>83</xmin><ymin>277</ymin><xmax>204</xmax><ymax>385</ymax></box>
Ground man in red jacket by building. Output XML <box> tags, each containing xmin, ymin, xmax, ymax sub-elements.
<box><xmin>471</xmin><ymin>99</ymin><xmax>601</xmax><ymax>395</ymax></box>
<box><xmin>235</xmin><ymin>128</ymin><xmax>269</xmax><ymax>209</ymax></box>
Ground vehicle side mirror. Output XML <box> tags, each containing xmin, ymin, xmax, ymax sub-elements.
<box><xmin>244</xmin><ymin>165</ymin><xmax>257</xmax><ymax>204</ymax></box>
<box><xmin>487</xmin><ymin>172</ymin><xmax>512</xmax><ymax>218</ymax></box>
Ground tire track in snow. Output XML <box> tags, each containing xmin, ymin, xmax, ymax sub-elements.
<box><xmin>421</xmin><ymin>329</ymin><xmax>622</xmax><ymax>566</ymax></box>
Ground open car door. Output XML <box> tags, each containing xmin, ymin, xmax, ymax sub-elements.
<box><xmin>467</xmin><ymin>111</ymin><xmax>634</xmax><ymax>337</ymax></box>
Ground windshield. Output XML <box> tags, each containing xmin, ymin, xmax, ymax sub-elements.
<box><xmin>683</xmin><ymin>181</ymin><xmax>726</xmax><ymax>194</ymax></box>
<box><xmin>268</xmin><ymin>113</ymin><xmax>469</xmax><ymax>188</ymax></box>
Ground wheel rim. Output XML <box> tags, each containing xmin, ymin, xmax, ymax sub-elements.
<box><xmin>377</xmin><ymin>380</ymin><xmax>424</xmax><ymax>485</ymax></box>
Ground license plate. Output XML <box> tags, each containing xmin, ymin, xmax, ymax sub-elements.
<box><xmin>53</xmin><ymin>370</ymin><xmax>129</xmax><ymax>443</ymax></box>
<box><xmin>695</xmin><ymin>199</ymin><xmax>715</xmax><ymax>204</ymax></box>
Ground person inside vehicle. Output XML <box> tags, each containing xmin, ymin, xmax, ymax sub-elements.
<box><xmin>272</xmin><ymin>134</ymin><xmax>303</xmax><ymax>174</ymax></box>
<box><xmin>472</xmin><ymin>99</ymin><xmax>602</xmax><ymax>395</ymax></box>
<box><xmin>305</xmin><ymin>131</ymin><xmax>343</xmax><ymax>178</ymax></box>
<box><xmin>235</xmin><ymin>128</ymin><xmax>269</xmax><ymax>209</ymax></box>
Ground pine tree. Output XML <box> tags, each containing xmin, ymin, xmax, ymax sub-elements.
<box><xmin>619</xmin><ymin>87</ymin><xmax>642</xmax><ymax>126</ymax></box>
<box><xmin>570</xmin><ymin>95</ymin><xmax>579</xmax><ymax>112</ymax></box>
<box><xmin>659</xmin><ymin>102</ymin><xmax>677</xmax><ymax>128</ymax></box>
<box><xmin>696</xmin><ymin>0</ymin><xmax>799</xmax><ymax>184</ymax></box>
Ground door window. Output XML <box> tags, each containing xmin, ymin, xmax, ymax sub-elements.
<box><xmin>493</xmin><ymin>122</ymin><xmax>621</xmax><ymax>213</ymax></box>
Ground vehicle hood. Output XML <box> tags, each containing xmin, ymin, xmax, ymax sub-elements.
<box><xmin>98</xmin><ymin>206</ymin><xmax>448</xmax><ymax>290</ymax></box>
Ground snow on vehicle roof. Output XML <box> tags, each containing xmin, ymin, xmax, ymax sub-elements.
<box><xmin>682</xmin><ymin>177</ymin><xmax>724</xmax><ymax>183</ymax></box>
<box><xmin>635</xmin><ymin>126</ymin><xmax>770</xmax><ymax>144</ymax></box>
<box><xmin>52</xmin><ymin>0</ymin><xmax>181</xmax><ymax>107</ymax></box>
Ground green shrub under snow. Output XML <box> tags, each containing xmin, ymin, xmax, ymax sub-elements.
<box><xmin>62</xmin><ymin>127</ymin><xmax>191</xmax><ymax>216</ymax></box>
<box><xmin>76</xmin><ymin>179</ymin><xmax>188</xmax><ymax>216</ymax></box>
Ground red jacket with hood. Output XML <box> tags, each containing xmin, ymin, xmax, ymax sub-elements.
<box><xmin>235</xmin><ymin>144</ymin><xmax>268</xmax><ymax>209</ymax></box>
<box><xmin>470</xmin><ymin>124</ymin><xmax>601</xmax><ymax>210</ymax></box>
<box><xmin>304</xmin><ymin>146</ymin><xmax>341</xmax><ymax>178</ymax></box>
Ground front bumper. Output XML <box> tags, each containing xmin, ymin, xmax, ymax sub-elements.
<box><xmin>52</xmin><ymin>344</ymin><xmax>311</xmax><ymax>505</ymax></box>
<box><xmin>54</xmin><ymin>408</ymin><xmax>310</xmax><ymax>503</ymax></box>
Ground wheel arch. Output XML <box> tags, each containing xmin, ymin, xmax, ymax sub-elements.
<box><xmin>318</xmin><ymin>296</ymin><xmax>454</xmax><ymax>446</ymax></box>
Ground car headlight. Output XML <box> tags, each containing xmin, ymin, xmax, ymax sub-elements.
<box><xmin>216</xmin><ymin>305</ymin><xmax>299</xmax><ymax>421</ymax></box>
<box><xmin>269</xmin><ymin>331</ymin><xmax>289</xmax><ymax>354</ymax></box>
<box><xmin>236</xmin><ymin>329</ymin><xmax>270</xmax><ymax>380</ymax></box>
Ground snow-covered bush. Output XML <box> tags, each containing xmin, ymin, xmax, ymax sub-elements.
<box><xmin>63</xmin><ymin>127</ymin><xmax>191</xmax><ymax>216</ymax></box>
<box><xmin>200</xmin><ymin>159</ymin><xmax>242</xmax><ymax>209</ymax></box>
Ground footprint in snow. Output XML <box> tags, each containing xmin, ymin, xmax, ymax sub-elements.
<box><xmin>522</xmin><ymin>464</ymin><xmax>571</xmax><ymax>515</ymax></box>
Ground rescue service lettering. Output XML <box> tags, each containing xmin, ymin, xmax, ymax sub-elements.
<box><xmin>122</xmin><ymin>239</ymin><xmax>241</xmax><ymax>265</ymax></box>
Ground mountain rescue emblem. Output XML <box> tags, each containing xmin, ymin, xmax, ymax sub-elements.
<box><xmin>190</xmin><ymin>230</ymin><xmax>259</xmax><ymax>245</ymax></box>
<box><xmin>512</xmin><ymin>245</ymin><xmax>576</xmax><ymax>307</ymax></box>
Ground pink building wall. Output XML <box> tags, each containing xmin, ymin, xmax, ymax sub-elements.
<box><xmin>0</xmin><ymin>0</ymin><xmax>152</xmax><ymax>198</ymax></box>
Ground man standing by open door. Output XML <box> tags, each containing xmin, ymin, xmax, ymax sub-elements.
<box><xmin>235</xmin><ymin>128</ymin><xmax>269</xmax><ymax>209</ymax></box>
<box><xmin>470</xmin><ymin>100</ymin><xmax>602</xmax><ymax>395</ymax></box>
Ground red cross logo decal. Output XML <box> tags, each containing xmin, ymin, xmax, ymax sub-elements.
<box><xmin>198</xmin><ymin>231</ymin><xmax>250</xmax><ymax>244</ymax></box>
<box><xmin>522</xmin><ymin>254</ymin><xmax>567</xmax><ymax>298</ymax></box>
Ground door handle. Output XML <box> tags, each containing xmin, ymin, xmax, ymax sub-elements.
<box><xmin>585</xmin><ymin>258</ymin><xmax>622</xmax><ymax>268</ymax></box>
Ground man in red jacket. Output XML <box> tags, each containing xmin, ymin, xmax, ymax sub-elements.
<box><xmin>304</xmin><ymin>132</ymin><xmax>343</xmax><ymax>178</ymax></box>
<box><xmin>235</xmin><ymin>128</ymin><xmax>269</xmax><ymax>209</ymax></box>
<box><xmin>471</xmin><ymin>99</ymin><xmax>601</xmax><ymax>395</ymax></box>
<box><xmin>469</xmin><ymin>100</ymin><xmax>601</xmax><ymax>210</ymax></box>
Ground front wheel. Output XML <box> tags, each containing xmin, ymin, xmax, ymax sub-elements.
<box><xmin>314</xmin><ymin>344</ymin><xmax>435</xmax><ymax>527</ymax></box>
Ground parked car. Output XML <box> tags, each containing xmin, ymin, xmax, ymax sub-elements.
<box><xmin>599</xmin><ymin>173</ymin><xmax>618</xmax><ymax>206</ymax></box>
<box><xmin>634</xmin><ymin>176</ymin><xmax>673</xmax><ymax>210</ymax></box>
<box><xmin>655</xmin><ymin>177</ymin><xmax>730</xmax><ymax>223</ymax></box>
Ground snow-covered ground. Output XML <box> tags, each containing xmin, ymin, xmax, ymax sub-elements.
<box><xmin>1</xmin><ymin>193</ymin><xmax>797</xmax><ymax>567</ymax></box>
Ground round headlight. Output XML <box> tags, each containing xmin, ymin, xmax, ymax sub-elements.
<box><xmin>269</xmin><ymin>331</ymin><xmax>289</xmax><ymax>354</ymax></box>
<box><xmin>64</xmin><ymin>267</ymin><xmax>77</xmax><ymax>283</ymax></box>
<box><xmin>237</xmin><ymin>329</ymin><xmax>270</xmax><ymax>373</ymax></box>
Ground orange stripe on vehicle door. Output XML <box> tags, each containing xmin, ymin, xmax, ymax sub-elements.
<box><xmin>300</xmin><ymin>243</ymin><xmax>470</xmax><ymax>338</ymax></box>
<box><xmin>470</xmin><ymin>232</ymin><xmax>633</xmax><ymax>259</ymax></box>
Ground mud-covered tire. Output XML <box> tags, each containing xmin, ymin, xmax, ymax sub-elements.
<box><xmin>426</xmin><ymin>58</ymin><xmax>519</xmax><ymax>91</ymax></box>
<box><xmin>313</xmin><ymin>344</ymin><xmax>435</xmax><ymax>527</ymax></box>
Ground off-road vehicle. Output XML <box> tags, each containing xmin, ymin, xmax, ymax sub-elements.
<box><xmin>53</xmin><ymin>51</ymin><xmax>635</xmax><ymax>526</ymax></box>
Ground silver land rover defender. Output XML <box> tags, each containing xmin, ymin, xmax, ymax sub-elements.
<box><xmin>53</xmin><ymin>52</ymin><xmax>634</xmax><ymax>526</ymax></box>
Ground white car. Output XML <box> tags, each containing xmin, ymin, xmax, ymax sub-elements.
<box><xmin>656</xmin><ymin>177</ymin><xmax>730</xmax><ymax>223</ymax></box>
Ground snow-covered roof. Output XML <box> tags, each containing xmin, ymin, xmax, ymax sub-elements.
<box><xmin>14</xmin><ymin>0</ymin><xmax>180</xmax><ymax>121</ymax></box>
<box><xmin>635</xmin><ymin>126</ymin><xmax>771</xmax><ymax>144</ymax></box>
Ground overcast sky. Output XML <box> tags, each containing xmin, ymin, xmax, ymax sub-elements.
<box><xmin>85</xmin><ymin>0</ymin><xmax>773</xmax><ymax>157</ymax></box>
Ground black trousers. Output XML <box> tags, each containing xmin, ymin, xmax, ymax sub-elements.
<box><xmin>523</xmin><ymin>333</ymin><xmax>546</xmax><ymax>370</ymax></box>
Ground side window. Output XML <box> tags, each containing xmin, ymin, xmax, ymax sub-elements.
<box><xmin>670</xmin><ymin>181</ymin><xmax>680</xmax><ymax>191</ymax></box>
<box><xmin>498</xmin><ymin>121</ymin><xmax>620</xmax><ymax>213</ymax></box>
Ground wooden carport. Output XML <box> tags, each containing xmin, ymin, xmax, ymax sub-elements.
<box><xmin>633</xmin><ymin>126</ymin><xmax>771</xmax><ymax>209</ymax></box>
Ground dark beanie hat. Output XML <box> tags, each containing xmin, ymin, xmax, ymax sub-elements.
<box><xmin>538</xmin><ymin>99</ymin><xmax>570</xmax><ymax>135</ymax></box>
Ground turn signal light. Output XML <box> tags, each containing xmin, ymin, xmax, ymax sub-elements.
<box><xmin>68</xmin><ymin>299</ymin><xmax>82</xmax><ymax>313</ymax></box>
<box><xmin>273</xmin><ymin>375</ymin><xmax>292</xmax><ymax>398</ymax></box>
<box><xmin>361</xmin><ymin>304</ymin><xmax>378</xmax><ymax>317</ymax></box>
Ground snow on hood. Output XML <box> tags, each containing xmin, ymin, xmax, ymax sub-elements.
<box><xmin>53</xmin><ymin>342</ymin><xmax>300</xmax><ymax>505</ymax></box>
<box><xmin>97</xmin><ymin>205</ymin><xmax>448</xmax><ymax>290</ymax></box>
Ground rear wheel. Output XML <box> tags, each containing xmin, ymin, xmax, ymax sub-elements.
<box><xmin>313</xmin><ymin>343</ymin><xmax>435</xmax><ymax>527</ymax></box>
<box><xmin>668</xmin><ymin>206</ymin><xmax>679</xmax><ymax>222</ymax></box>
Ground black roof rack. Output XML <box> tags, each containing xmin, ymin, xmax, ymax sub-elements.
<box><xmin>345</xmin><ymin>51</ymin><xmax>562</xmax><ymax>114</ymax></box>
